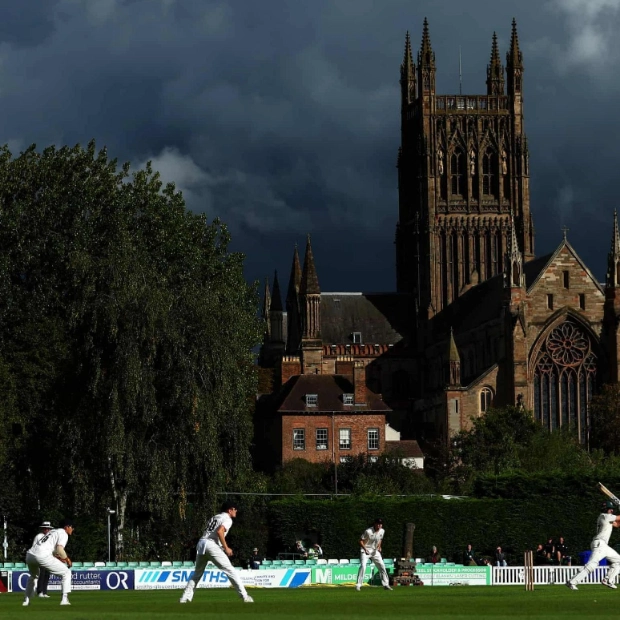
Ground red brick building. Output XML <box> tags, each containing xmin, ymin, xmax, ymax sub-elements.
<box><xmin>258</xmin><ymin>19</ymin><xmax>619</xmax><ymax>460</ymax></box>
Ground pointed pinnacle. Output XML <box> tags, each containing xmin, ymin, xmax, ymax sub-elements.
<box><xmin>420</xmin><ymin>17</ymin><xmax>433</xmax><ymax>55</ymax></box>
<box><xmin>300</xmin><ymin>234</ymin><xmax>321</xmax><ymax>295</ymax></box>
<box><xmin>401</xmin><ymin>30</ymin><xmax>414</xmax><ymax>77</ymax></box>
<box><xmin>612</xmin><ymin>209</ymin><xmax>620</xmax><ymax>255</ymax></box>
<box><xmin>286</xmin><ymin>245</ymin><xmax>302</xmax><ymax>303</ymax></box>
<box><xmin>449</xmin><ymin>327</ymin><xmax>460</xmax><ymax>362</ymax></box>
<box><xmin>262</xmin><ymin>276</ymin><xmax>271</xmax><ymax>318</ymax></box>
<box><xmin>271</xmin><ymin>270</ymin><xmax>283</xmax><ymax>312</ymax></box>
<box><xmin>508</xmin><ymin>17</ymin><xmax>522</xmax><ymax>66</ymax></box>
<box><xmin>490</xmin><ymin>32</ymin><xmax>501</xmax><ymax>65</ymax></box>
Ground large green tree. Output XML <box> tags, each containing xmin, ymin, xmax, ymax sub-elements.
<box><xmin>589</xmin><ymin>383</ymin><xmax>620</xmax><ymax>454</ymax></box>
<box><xmin>0</xmin><ymin>141</ymin><xmax>262</xmax><ymax>557</ymax></box>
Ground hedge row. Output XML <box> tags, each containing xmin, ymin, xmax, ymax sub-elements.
<box><xmin>259</xmin><ymin>496</ymin><xmax>598</xmax><ymax>564</ymax></box>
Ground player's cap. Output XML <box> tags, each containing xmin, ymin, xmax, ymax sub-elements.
<box><xmin>253</xmin><ymin>547</ymin><xmax>258</xmax><ymax>552</ymax></box>
<box><xmin>221</xmin><ymin>500</ymin><xmax>238</xmax><ymax>512</ymax></box>
<box><xmin>60</xmin><ymin>517</ymin><xmax>75</xmax><ymax>528</ymax></box>
<box><xmin>39</xmin><ymin>521</ymin><xmax>52</xmax><ymax>529</ymax></box>
<box><xmin>374</xmin><ymin>518</ymin><xmax>383</xmax><ymax>524</ymax></box>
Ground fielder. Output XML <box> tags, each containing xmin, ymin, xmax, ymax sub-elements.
<box><xmin>567</xmin><ymin>501</ymin><xmax>620</xmax><ymax>590</ymax></box>
<box><xmin>22</xmin><ymin>518</ymin><xmax>74</xmax><ymax>606</ymax></box>
<box><xmin>180</xmin><ymin>500</ymin><xmax>253</xmax><ymax>604</ymax></box>
<box><xmin>355</xmin><ymin>517</ymin><xmax>392</xmax><ymax>591</ymax></box>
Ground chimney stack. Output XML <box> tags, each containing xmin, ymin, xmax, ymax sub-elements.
<box><xmin>353</xmin><ymin>361</ymin><xmax>367</xmax><ymax>405</ymax></box>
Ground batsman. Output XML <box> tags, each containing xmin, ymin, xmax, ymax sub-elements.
<box><xmin>566</xmin><ymin>484</ymin><xmax>620</xmax><ymax>590</ymax></box>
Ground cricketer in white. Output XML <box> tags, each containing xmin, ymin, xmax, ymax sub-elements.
<box><xmin>355</xmin><ymin>517</ymin><xmax>392</xmax><ymax>591</ymax></box>
<box><xmin>567</xmin><ymin>501</ymin><xmax>620</xmax><ymax>590</ymax></box>
<box><xmin>180</xmin><ymin>500</ymin><xmax>253</xmax><ymax>604</ymax></box>
<box><xmin>23</xmin><ymin>518</ymin><xmax>74</xmax><ymax>606</ymax></box>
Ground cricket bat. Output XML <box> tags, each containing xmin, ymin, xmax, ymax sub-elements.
<box><xmin>598</xmin><ymin>482</ymin><xmax>620</xmax><ymax>508</ymax></box>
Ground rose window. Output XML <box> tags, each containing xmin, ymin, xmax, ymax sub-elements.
<box><xmin>546</xmin><ymin>323</ymin><xmax>589</xmax><ymax>366</ymax></box>
<box><xmin>533</xmin><ymin>320</ymin><xmax>597</xmax><ymax>443</ymax></box>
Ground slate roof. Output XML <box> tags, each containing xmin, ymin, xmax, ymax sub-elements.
<box><xmin>320</xmin><ymin>292</ymin><xmax>412</xmax><ymax>344</ymax></box>
<box><xmin>385</xmin><ymin>440</ymin><xmax>424</xmax><ymax>459</ymax></box>
<box><xmin>277</xmin><ymin>374</ymin><xmax>391</xmax><ymax>413</ymax></box>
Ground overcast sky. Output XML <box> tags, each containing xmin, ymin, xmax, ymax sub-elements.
<box><xmin>1</xmin><ymin>0</ymin><xmax>619</xmax><ymax>293</ymax></box>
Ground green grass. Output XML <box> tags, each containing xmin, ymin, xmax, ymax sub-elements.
<box><xmin>0</xmin><ymin>585</ymin><xmax>617</xmax><ymax>619</ymax></box>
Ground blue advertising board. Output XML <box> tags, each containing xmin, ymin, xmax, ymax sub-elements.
<box><xmin>11</xmin><ymin>570</ymin><xmax>135</xmax><ymax>592</ymax></box>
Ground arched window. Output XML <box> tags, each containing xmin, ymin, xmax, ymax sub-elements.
<box><xmin>533</xmin><ymin>320</ymin><xmax>597</xmax><ymax>442</ymax></box>
<box><xmin>480</xmin><ymin>387</ymin><xmax>493</xmax><ymax>415</ymax></box>
<box><xmin>482</xmin><ymin>149</ymin><xmax>496</xmax><ymax>198</ymax></box>
<box><xmin>450</xmin><ymin>149</ymin><xmax>465</xmax><ymax>197</ymax></box>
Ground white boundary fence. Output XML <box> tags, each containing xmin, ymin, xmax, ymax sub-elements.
<box><xmin>492</xmin><ymin>566</ymin><xmax>614</xmax><ymax>586</ymax></box>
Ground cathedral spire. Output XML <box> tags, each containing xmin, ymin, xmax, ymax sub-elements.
<box><xmin>607</xmin><ymin>210</ymin><xmax>620</xmax><ymax>288</ymax></box>
<box><xmin>505</xmin><ymin>216</ymin><xmax>524</xmax><ymax>288</ymax></box>
<box><xmin>271</xmin><ymin>270</ymin><xmax>283</xmax><ymax>312</ymax></box>
<box><xmin>270</xmin><ymin>270</ymin><xmax>284</xmax><ymax>344</ymax></box>
<box><xmin>300</xmin><ymin>234</ymin><xmax>321</xmax><ymax>295</ymax></box>
<box><xmin>486</xmin><ymin>32</ymin><xmax>505</xmax><ymax>95</ymax></box>
<box><xmin>506</xmin><ymin>18</ymin><xmax>524</xmax><ymax>95</ymax></box>
<box><xmin>285</xmin><ymin>245</ymin><xmax>302</xmax><ymax>354</ymax></box>
<box><xmin>286</xmin><ymin>244</ymin><xmax>302</xmax><ymax>305</ymax></box>
<box><xmin>262</xmin><ymin>276</ymin><xmax>271</xmax><ymax>322</ymax></box>
<box><xmin>299</xmin><ymin>235</ymin><xmax>322</xmax><ymax>371</ymax></box>
<box><xmin>447</xmin><ymin>327</ymin><xmax>461</xmax><ymax>386</ymax></box>
<box><xmin>417</xmin><ymin>18</ymin><xmax>436</xmax><ymax>94</ymax></box>
<box><xmin>400</xmin><ymin>31</ymin><xmax>416</xmax><ymax>107</ymax></box>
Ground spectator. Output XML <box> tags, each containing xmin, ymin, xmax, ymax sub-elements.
<box><xmin>543</xmin><ymin>537</ymin><xmax>555</xmax><ymax>562</ymax></box>
<box><xmin>294</xmin><ymin>541</ymin><xmax>307</xmax><ymax>558</ymax></box>
<box><xmin>429</xmin><ymin>546</ymin><xmax>440</xmax><ymax>564</ymax></box>
<box><xmin>495</xmin><ymin>546</ymin><xmax>507</xmax><ymax>567</ymax></box>
<box><xmin>308</xmin><ymin>543</ymin><xmax>323</xmax><ymax>559</ymax></box>
<box><xmin>463</xmin><ymin>544</ymin><xmax>477</xmax><ymax>566</ymax></box>
<box><xmin>555</xmin><ymin>537</ymin><xmax>571</xmax><ymax>566</ymax></box>
<box><xmin>535</xmin><ymin>544</ymin><xmax>548</xmax><ymax>566</ymax></box>
<box><xmin>247</xmin><ymin>547</ymin><xmax>263</xmax><ymax>570</ymax></box>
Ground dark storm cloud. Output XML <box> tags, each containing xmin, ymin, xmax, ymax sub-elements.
<box><xmin>0</xmin><ymin>0</ymin><xmax>618</xmax><ymax>292</ymax></box>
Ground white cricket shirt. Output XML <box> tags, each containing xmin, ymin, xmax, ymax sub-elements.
<box><xmin>361</xmin><ymin>527</ymin><xmax>384</xmax><ymax>551</ymax></box>
<box><xmin>28</xmin><ymin>528</ymin><xmax>68</xmax><ymax>558</ymax></box>
<box><xmin>200</xmin><ymin>512</ymin><xmax>233</xmax><ymax>548</ymax></box>
<box><xmin>594</xmin><ymin>513</ymin><xmax>617</xmax><ymax>544</ymax></box>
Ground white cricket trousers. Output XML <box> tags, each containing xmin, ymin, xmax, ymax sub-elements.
<box><xmin>182</xmin><ymin>539</ymin><xmax>249</xmax><ymax>600</ymax></box>
<box><xmin>570</xmin><ymin>539</ymin><xmax>620</xmax><ymax>585</ymax></box>
<box><xmin>25</xmin><ymin>552</ymin><xmax>71</xmax><ymax>597</ymax></box>
<box><xmin>356</xmin><ymin>550</ymin><xmax>389</xmax><ymax>587</ymax></box>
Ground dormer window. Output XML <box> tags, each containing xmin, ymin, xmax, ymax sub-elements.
<box><xmin>305</xmin><ymin>394</ymin><xmax>318</xmax><ymax>407</ymax></box>
<box><xmin>343</xmin><ymin>393</ymin><xmax>354</xmax><ymax>405</ymax></box>
<box><xmin>352</xmin><ymin>332</ymin><xmax>362</xmax><ymax>344</ymax></box>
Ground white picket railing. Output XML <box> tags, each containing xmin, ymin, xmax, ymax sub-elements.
<box><xmin>492</xmin><ymin>565</ymin><xmax>614</xmax><ymax>586</ymax></box>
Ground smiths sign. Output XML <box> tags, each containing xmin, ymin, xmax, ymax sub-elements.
<box><xmin>134</xmin><ymin>568</ymin><xmax>310</xmax><ymax>589</ymax></box>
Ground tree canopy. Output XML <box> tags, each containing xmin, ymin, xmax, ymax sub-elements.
<box><xmin>0</xmin><ymin>141</ymin><xmax>263</xmax><ymax>558</ymax></box>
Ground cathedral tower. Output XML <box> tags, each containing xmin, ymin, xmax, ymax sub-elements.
<box><xmin>396</xmin><ymin>19</ymin><xmax>534</xmax><ymax>319</ymax></box>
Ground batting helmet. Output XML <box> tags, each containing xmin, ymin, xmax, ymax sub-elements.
<box><xmin>603</xmin><ymin>500</ymin><xmax>615</xmax><ymax>511</ymax></box>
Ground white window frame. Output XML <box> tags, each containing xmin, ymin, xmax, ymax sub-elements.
<box><xmin>339</xmin><ymin>428</ymin><xmax>351</xmax><ymax>450</ymax></box>
<box><xmin>480</xmin><ymin>387</ymin><xmax>493</xmax><ymax>415</ymax></box>
<box><xmin>305</xmin><ymin>394</ymin><xmax>318</xmax><ymax>407</ymax></box>
<box><xmin>293</xmin><ymin>428</ymin><xmax>305</xmax><ymax>450</ymax></box>
<box><xmin>353</xmin><ymin>332</ymin><xmax>362</xmax><ymax>344</ymax></box>
<box><xmin>367</xmin><ymin>428</ymin><xmax>379</xmax><ymax>451</ymax></box>
<box><xmin>343</xmin><ymin>393</ymin><xmax>354</xmax><ymax>405</ymax></box>
<box><xmin>316</xmin><ymin>428</ymin><xmax>328</xmax><ymax>451</ymax></box>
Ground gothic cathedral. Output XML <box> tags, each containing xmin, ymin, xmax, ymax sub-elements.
<box><xmin>258</xmin><ymin>20</ymin><xmax>620</xmax><ymax>462</ymax></box>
